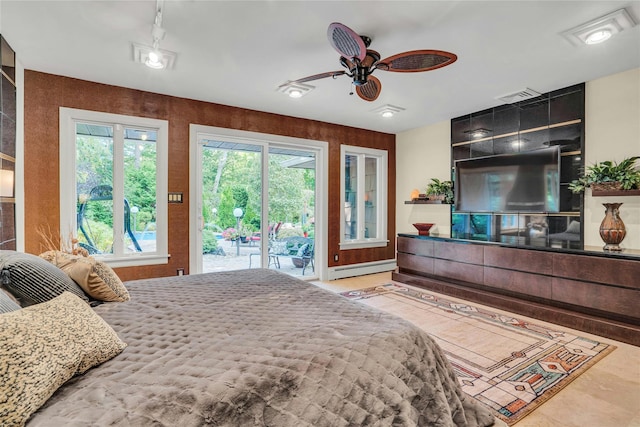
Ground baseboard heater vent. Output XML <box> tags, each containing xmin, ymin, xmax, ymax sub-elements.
<box><xmin>328</xmin><ymin>259</ymin><xmax>397</xmax><ymax>281</ymax></box>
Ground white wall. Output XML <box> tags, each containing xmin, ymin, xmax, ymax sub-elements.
<box><xmin>397</xmin><ymin>67</ymin><xmax>640</xmax><ymax>251</ymax></box>
<box><xmin>396</xmin><ymin>120</ymin><xmax>451</xmax><ymax>237</ymax></box>
<box><xmin>584</xmin><ymin>68</ymin><xmax>640</xmax><ymax>250</ymax></box>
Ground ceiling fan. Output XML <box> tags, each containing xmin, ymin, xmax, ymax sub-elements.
<box><xmin>283</xmin><ymin>22</ymin><xmax>458</xmax><ymax>102</ymax></box>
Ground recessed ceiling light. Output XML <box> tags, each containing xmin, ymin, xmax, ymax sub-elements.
<box><xmin>277</xmin><ymin>81</ymin><xmax>315</xmax><ymax>98</ymax></box>
<box><xmin>561</xmin><ymin>8</ymin><xmax>636</xmax><ymax>46</ymax></box>
<box><xmin>585</xmin><ymin>30</ymin><xmax>612</xmax><ymax>45</ymax></box>
<box><xmin>372</xmin><ymin>104</ymin><xmax>405</xmax><ymax>118</ymax></box>
<box><xmin>132</xmin><ymin>43</ymin><xmax>177</xmax><ymax>70</ymax></box>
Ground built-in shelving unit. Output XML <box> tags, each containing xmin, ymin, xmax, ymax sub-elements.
<box><xmin>404</xmin><ymin>200</ymin><xmax>444</xmax><ymax>204</ymax></box>
<box><xmin>449</xmin><ymin>83</ymin><xmax>585</xmax><ymax>250</ymax></box>
<box><xmin>592</xmin><ymin>189</ymin><xmax>640</xmax><ymax>197</ymax></box>
<box><xmin>0</xmin><ymin>35</ymin><xmax>16</xmax><ymax>250</ymax></box>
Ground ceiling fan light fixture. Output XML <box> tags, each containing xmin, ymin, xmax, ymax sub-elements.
<box><xmin>277</xmin><ymin>81</ymin><xmax>315</xmax><ymax>98</ymax></box>
<box><xmin>560</xmin><ymin>8</ymin><xmax>636</xmax><ymax>46</ymax></box>
<box><xmin>372</xmin><ymin>104</ymin><xmax>405</xmax><ymax>118</ymax></box>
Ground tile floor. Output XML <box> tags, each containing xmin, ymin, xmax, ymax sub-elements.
<box><xmin>312</xmin><ymin>272</ymin><xmax>640</xmax><ymax>427</ymax></box>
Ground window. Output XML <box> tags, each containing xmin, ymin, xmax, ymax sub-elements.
<box><xmin>59</xmin><ymin>108</ymin><xmax>168</xmax><ymax>267</ymax></box>
<box><xmin>340</xmin><ymin>145</ymin><xmax>388</xmax><ymax>249</ymax></box>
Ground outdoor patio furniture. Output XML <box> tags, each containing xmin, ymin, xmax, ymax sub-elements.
<box><xmin>249</xmin><ymin>236</ymin><xmax>314</xmax><ymax>275</ymax></box>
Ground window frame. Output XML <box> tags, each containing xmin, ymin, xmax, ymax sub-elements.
<box><xmin>339</xmin><ymin>145</ymin><xmax>388</xmax><ymax>249</ymax></box>
<box><xmin>59</xmin><ymin>107</ymin><xmax>169</xmax><ymax>267</ymax></box>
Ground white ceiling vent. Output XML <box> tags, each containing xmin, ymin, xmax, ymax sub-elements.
<box><xmin>496</xmin><ymin>88</ymin><xmax>542</xmax><ymax>104</ymax></box>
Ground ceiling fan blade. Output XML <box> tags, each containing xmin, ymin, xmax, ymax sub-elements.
<box><xmin>355</xmin><ymin>75</ymin><xmax>381</xmax><ymax>102</ymax></box>
<box><xmin>288</xmin><ymin>70</ymin><xmax>347</xmax><ymax>85</ymax></box>
<box><xmin>378</xmin><ymin>50</ymin><xmax>457</xmax><ymax>72</ymax></box>
<box><xmin>328</xmin><ymin>22</ymin><xmax>366</xmax><ymax>61</ymax></box>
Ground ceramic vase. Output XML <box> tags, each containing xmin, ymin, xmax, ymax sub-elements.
<box><xmin>599</xmin><ymin>203</ymin><xmax>626</xmax><ymax>251</ymax></box>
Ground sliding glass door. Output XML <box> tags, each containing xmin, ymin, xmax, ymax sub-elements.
<box><xmin>190</xmin><ymin>127</ymin><xmax>323</xmax><ymax>279</ymax></box>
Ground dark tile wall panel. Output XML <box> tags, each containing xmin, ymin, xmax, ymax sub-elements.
<box><xmin>0</xmin><ymin>36</ymin><xmax>15</xmax><ymax>250</ymax></box>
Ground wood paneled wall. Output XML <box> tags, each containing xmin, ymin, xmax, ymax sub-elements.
<box><xmin>23</xmin><ymin>71</ymin><xmax>396</xmax><ymax>281</ymax></box>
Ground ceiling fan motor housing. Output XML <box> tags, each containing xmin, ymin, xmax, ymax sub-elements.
<box><xmin>353</xmin><ymin>66</ymin><xmax>369</xmax><ymax>85</ymax></box>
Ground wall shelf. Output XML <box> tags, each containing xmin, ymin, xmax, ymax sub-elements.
<box><xmin>405</xmin><ymin>200</ymin><xmax>444</xmax><ymax>204</ymax></box>
<box><xmin>592</xmin><ymin>189</ymin><xmax>640</xmax><ymax>197</ymax></box>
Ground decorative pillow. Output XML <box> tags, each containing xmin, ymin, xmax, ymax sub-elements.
<box><xmin>0</xmin><ymin>288</ymin><xmax>20</xmax><ymax>313</ymax></box>
<box><xmin>566</xmin><ymin>220</ymin><xmax>581</xmax><ymax>234</ymax></box>
<box><xmin>296</xmin><ymin>243</ymin><xmax>309</xmax><ymax>257</ymax></box>
<box><xmin>40</xmin><ymin>251</ymin><xmax>129</xmax><ymax>302</ymax></box>
<box><xmin>0</xmin><ymin>292</ymin><xmax>127</xmax><ymax>426</ymax></box>
<box><xmin>271</xmin><ymin>241</ymin><xmax>289</xmax><ymax>255</ymax></box>
<box><xmin>0</xmin><ymin>250</ymin><xmax>88</xmax><ymax>306</ymax></box>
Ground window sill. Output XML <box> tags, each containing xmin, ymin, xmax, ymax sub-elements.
<box><xmin>340</xmin><ymin>240</ymin><xmax>389</xmax><ymax>250</ymax></box>
<box><xmin>95</xmin><ymin>254</ymin><xmax>170</xmax><ymax>268</ymax></box>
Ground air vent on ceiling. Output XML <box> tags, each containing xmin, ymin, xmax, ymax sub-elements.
<box><xmin>496</xmin><ymin>88</ymin><xmax>542</xmax><ymax>104</ymax></box>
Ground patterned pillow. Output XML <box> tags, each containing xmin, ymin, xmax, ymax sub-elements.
<box><xmin>271</xmin><ymin>241</ymin><xmax>289</xmax><ymax>255</ymax></box>
<box><xmin>0</xmin><ymin>250</ymin><xmax>88</xmax><ymax>306</ymax></box>
<box><xmin>296</xmin><ymin>243</ymin><xmax>309</xmax><ymax>257</ymax></box>
<box><xmin>0</xmin><ymin>288</ymin><xmax>20</xmax><ymax>313</ymax></box>
<box><xmin>40</xmin><ymin>251</ymin><xmax>130</xmax><ymax>302</ymax></box>
<box><xmin>0</xmin><ymin>292</ymin><xmax>126</xmax><ymax>426</ymax></box>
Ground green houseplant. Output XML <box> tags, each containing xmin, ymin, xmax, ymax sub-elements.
<box><xmin>569</xmin><ymin>156</ymin><xmax>640</xmax><ymax>193</ymax></box>
<box><xmin>425</xmin><ymin>178</ymin><xmax>454</xmax><ymax>204</ymax></box>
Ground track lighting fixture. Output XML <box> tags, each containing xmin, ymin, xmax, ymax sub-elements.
<box><xmin>132</xmin><ymin>0</ymin><xmax>177</xmax><ymax>70</ymax></box>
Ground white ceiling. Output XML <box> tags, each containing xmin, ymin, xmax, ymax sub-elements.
<box><xmin>2</xmin><ymin>1</ymin><xmax>639</xmax><ymax>134</ymax></box>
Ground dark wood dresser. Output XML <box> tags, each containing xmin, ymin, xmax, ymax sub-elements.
<box><xmin>393</xmin><ymin>234</ymin><xmax>640</xmax><ymax>346</ymax></box>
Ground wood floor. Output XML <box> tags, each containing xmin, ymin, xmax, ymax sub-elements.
<box><xmin>312</xmin><ymin>272</ymin><xmax>640</xmax><ymax>427</ymax></box>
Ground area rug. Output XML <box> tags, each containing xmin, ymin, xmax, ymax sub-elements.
<box><xmin>340</xmin><ymin>284</ymin><xmax>616</xmax><ymax>426</ymax></box>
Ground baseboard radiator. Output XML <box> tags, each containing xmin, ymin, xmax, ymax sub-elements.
<box><xmin>328</xmin><ymin>259</ymin><xmax>397</xmax><ymax>280</ymax></box>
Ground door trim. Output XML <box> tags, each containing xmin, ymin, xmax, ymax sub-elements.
<box><xmin>189</xmin><ymin>124</ymin><xmax>328</xmax><ymax>280</ymax></box>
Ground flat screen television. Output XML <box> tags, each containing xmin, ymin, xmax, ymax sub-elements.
<box><xmin>454</xmin><ymin>146</ymin><xmax>560</xmax><ymax>213</ymax></box>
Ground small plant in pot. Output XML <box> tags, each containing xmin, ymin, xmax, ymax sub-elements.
<box><xmin>425</xmin><ymin>178</ymin><xmax>454</xmax><ymax>204</ymax></box>
<box><xmin>568</xmin><ymin>156</ymin><xmax>640</xmax><ymax>193</ymax></box>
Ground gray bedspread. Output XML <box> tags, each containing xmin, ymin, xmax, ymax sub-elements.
<box><xmin>28</xmin><ymin>269</ymin><xmax>496</xmax><ymax>427</ymax></box>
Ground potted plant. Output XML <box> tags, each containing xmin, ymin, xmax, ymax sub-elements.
<box><xmin>222</xmin><ymin>227</ymin><xmax>239</xmax><ymax>241</ymax></box>
<box><xmin>569</xmin><ymin>156</ymin><xmax>640</xmax><ymax>193</ymax></box>
<box><xmin>425</xmin><ymin>178</ymin><xmax>454</xmax><ymax>204</ymax></box>
<box><xmin>238</xmin><ymin>224</ymin><xmax>254</xmax><ymax>243</ymax></box>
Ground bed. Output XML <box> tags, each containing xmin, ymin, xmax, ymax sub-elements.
<box><xmin>0</xmin><ymin>251</ymin><xmax>498</xmax><ymax>427</ymax></box>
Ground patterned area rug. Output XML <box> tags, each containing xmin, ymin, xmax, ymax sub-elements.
<box><xmin>340</xmin><ymin>284</ymin><xmax>616</xmax><ymax>426</ymax></box>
